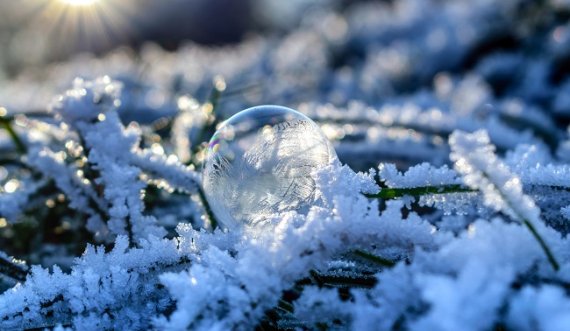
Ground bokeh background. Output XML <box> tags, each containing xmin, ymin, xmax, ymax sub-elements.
<box><xmin>2</xmin><ymin>0</ymin><xmax>570</xmax><ymax>172</ymax></box>
<box><xmin>0</xmin><ymin>0</ymin><xmax>359</xmax><ymax>76</ymax></box>
<box><xmin>3</xmin><ymin>0</ymin><xmax>570</xmax><ymax>171</ymax></box>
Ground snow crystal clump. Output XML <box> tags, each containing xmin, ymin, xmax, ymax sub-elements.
<box><xmin>155</xmin><ymin>163</ymin><xmax>435</xmax><ymax>330</ymax></box>
<box><xmin>49</xmin><ymin>76</ymin><xmax>122</xmax><ymax>127</ymax></box>
<box><xmin>378</xmin><ymin>162</ymin><xmax>460</xmax><ymax>188</ymax></box>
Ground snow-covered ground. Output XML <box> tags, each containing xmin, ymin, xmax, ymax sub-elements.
<box><xmin>1</xmin><ymin>0</ymin><xmax>570</xmax><ymax>330</ymax></box>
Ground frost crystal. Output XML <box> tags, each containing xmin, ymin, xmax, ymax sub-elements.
<box><xmin>48</xmin><ymin>76</ymin><xmax>122</xmax><ymax>127</ymax></box>
<box><xmin>450</xmin><ymin>130</ymin><xmax>540</xmax><ymax>225</ymax></box>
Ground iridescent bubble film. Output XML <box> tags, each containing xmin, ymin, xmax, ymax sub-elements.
<box><xmin>202</xmin><ymin>105</ymin><xmax>337</xmax><ymax>229</ymax></box>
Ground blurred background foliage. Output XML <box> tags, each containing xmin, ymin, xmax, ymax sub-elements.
<box><xmin>0</xmin><ymin>0</ymin><xmax>370</xmax><ymax>76</ymax></box>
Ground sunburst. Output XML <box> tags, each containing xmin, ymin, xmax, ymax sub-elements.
<box><xmin>23</xmin><ymin>0</ymin><xmax>137</xmax><ymax>58</ymax></box>
<box><xmin>61</xmin><ymin>0</ymin><xmax>99</xmax><ymax>7</ymax></box>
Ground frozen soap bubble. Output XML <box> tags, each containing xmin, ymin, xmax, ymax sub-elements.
<box><xmin>202</xmin><ymin>105</ymin><xmax>337</xmax><ymax>230</ymax></box>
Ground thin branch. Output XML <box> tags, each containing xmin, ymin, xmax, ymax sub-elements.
<box><xmin>351</xmin><ymin>249</ymin><xmax>396</xmax><ymax>268</ymax></box>
<box><xmin>190</xmin><ymin>83</ymin><xmax>224</xmax><ymax>160</ymax></box>
<box><xmin>197</xmin><ymin>185</ymin><xmax>218</xmax><ymax>230</ymax></box>
<box><xmin>0</xmin><ymin>254</ymin><xmax>28</xmax><ymax>282</ymax></box>
<box><xmin>477</xmin><ymin>170</ymin><xmax>560</xmax><ymax>272</ymax></box>
<box><xmin>309</xmin><ymin>270</ymin><xmax>377</xmax><ymax>288</ymax></box>
<box><xmin>523</xmin><ymin>219</ymin><xmax>559</xmax><ymax>271</ymax></box>
<box><xmin>0</xmin><ymin>117</ymin><xmax>26</xmax><ymax>154</ymax></box>
<box><xmin>364</xmin><ymin>184</ymin><xmax>475</xmax><ymax>199</ymax></box>
<box><xmin>0</xmin><ymin>157</ymin><xmax>28</xmax><ymax>168</ymax></box>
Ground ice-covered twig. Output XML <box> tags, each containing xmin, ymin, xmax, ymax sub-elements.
<box><xmin>449</xmin><ymin>130</ymin><xmax>559</xmax><ymax>271</ymax></box>
<box><xmin>364</xmin><ymin>184</ymin><xmax>474</xmax><ymax>200</ymax></box>
<box><xmin>27</xmin><ymin>147</ymin><xmax>107</xmax><ymax>219</ymax></box>
<box><xmin>363</xmin><ymin>162</ymin><xmax>475</xmax><ymax>204</ymax></box>
<box><xmin>47</xmin><ymin>77</ymin><xmax>204</xmax><ymax>242</ymax></box>
<box><xmin>351</xmin><ymin>249</ymin><xmax>396</xmax><ymax>268</ymax></box>
<box><xmin>0</xmin><ymin>251</ymin><xmax>28</xmax><ymax>283</ymax></box>
<box><xmin>131</xmin><ymin>149</ymin><xmax>200</xmax><ymax>193</ymax></box>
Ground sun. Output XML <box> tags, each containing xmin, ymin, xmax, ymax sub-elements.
<box><xmin>61</xmin><ymin>0</ymin><xmax>99</xmax><ymax>6</ymax></box>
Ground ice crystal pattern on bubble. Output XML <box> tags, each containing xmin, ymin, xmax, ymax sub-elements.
<box><xmin>203</xmin><ymin>106</ymin><xmax>337</xmax><ymax>229</ymax></box>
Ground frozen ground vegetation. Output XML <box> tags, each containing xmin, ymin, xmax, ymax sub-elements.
<box><xmin>2</xmin><ymin>0</ymin><xmax>570</xmax><ymax>330</ymax></box>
